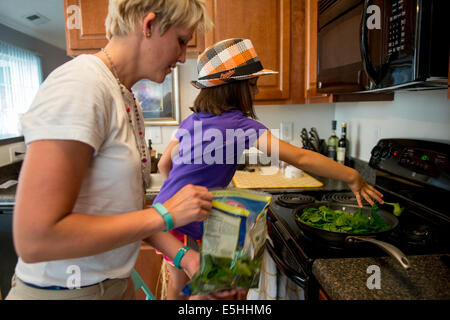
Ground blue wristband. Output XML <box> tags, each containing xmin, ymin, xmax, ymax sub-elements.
<box><xmin>151</xmin><ymin>203</ymin><xmax>173</xmax><ymax>232</ymax></box>
<box><xmin>174</xmin><ymin>246</ymin><xmax>190</xmax><ymax>270</ymax></box>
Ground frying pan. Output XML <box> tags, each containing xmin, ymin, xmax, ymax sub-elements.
<box><xmin>294</xmin><ymin>202</ymin><xmax>411</xmax><ymax>269</ymax></box>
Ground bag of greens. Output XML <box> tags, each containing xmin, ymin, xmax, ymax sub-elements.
<box><xmin>182</xmin><ymin>189</ymin><xmax>271</xmax><ymax>296</ymax></box>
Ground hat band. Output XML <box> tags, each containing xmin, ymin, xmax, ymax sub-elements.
<box><xmin>198</xmin><ymin>60</ymin><xmax>263</xmax><ymax>81</ymax></box>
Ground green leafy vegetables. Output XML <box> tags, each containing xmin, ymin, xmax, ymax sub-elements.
<box><xmin>297</xmin><ymin>204</ymin><xmax>393</xmax><ymax>233</ymax></box>
<box><xmin>187</xmin><ymin>249</ymin><xmax>260</xmax><ymax>294</ymax></box>
<box><xmin>182</xmin><ymin>189</ymin><xmax>272</xmax><ymax>296</ymax></box>
<box><xmin>384</xmin><ymin>202</ymin><xmax>404</xmax><ymax>216</ymax></box>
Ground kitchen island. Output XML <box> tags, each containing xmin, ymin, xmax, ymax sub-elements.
<box><xmin>312</xmin><ymin>254</ymin><xmax>450</xmax><ymax>300</ymax></box>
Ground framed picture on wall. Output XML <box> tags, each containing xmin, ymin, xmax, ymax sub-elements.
<box><xmin>131</xmin><ymin>67</ymin><xmax>180</xmax><ymax>126</ymax></box>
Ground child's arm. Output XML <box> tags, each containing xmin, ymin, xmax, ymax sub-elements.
<box><xmin>144</xmin><ymin>232</ymin><xmax>200</xmax><ymax>278</ymax></box>
<box><xmin>158</xmin><ymin>139</ymin><xmax>179</xmax><ymax>179</ymax></box>
<box><xmin>256</xmin><ymin>130</ymin><xmax>384</xmax><ymax>207</ymax></box>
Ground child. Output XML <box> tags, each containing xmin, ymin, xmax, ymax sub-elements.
<box><xmin>153</xmin><ymin>38</ymin><xmax>383</xmax><ymax>299</ymax></box>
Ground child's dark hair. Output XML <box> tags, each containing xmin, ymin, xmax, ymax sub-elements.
<box><xmin>190</xmin><ymin>79</ymin><xmax>257</xmax><ymax>119</ymax></box>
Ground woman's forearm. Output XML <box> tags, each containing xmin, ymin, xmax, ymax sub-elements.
<box><xmin>16</xmin><ymin>183</ymin><xmax>212</xmax><ymax>264</ymax></box>
<box><xmin>15</xmin><ymin>208</ymin><xmax>166</xmax><ymax>263</ymax></box>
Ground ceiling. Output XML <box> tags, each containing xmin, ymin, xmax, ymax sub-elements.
<box><xmin>0</xmin><ymin>0</ymin><xmax>66</xmax><ymax>50</ymax></box>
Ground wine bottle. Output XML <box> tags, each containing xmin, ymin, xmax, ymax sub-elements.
<box><xmin>327</xmin><ymin>120</ymin><xmax>339</xmax><ymax>161</ymax></box>
<box><xmin>337</xmin><ymin>122</ymin><xmax>347</xmax><ymax>165</ymax></box>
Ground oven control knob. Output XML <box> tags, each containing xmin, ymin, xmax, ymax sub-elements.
<box><xmin>371</xmin><ymin>146</ymin><xmax>382</xmax><ymax>159</ymax></box>
<box><xmin>381</xmin><ymin>147</ymin><xmax>392</xmax><ymax>159</ymax></box>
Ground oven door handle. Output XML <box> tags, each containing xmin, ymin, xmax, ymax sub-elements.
<box><xmin>265</xmin><ymin>241</ymin><xmax>308</xmax><ymax>288</ymax></box>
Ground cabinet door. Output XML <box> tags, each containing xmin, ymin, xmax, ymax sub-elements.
<box><xmin>304</xmin><ymin>0</ymin><xmax>333</xmax><ymax>104</ymax></box>
<box><xmin>64</xmin><ymin>0</ymin><xmax>109</xmax><ymax>56</ymax></box>
<box><xmin>205</xmin><ymin>0</ymin><xmax>291</xmax><ymax>101</ymax></box>
<box><xmin>64</xmin><ymin>0</ymin><xmax>205</xmax><ymax>56</ymax></box>
<box><xmin>134</xmin><ymin>243</ymin><xmax>163</xmax><ymax>300</ymax></box>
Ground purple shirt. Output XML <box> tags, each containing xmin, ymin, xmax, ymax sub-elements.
<box><xmin>153</xmin><ymin>110</ymin><xmax>267</xmax><ymax>239</ymax></box>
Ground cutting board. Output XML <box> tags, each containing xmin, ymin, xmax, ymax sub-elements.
<box><xmin>232</xmin><ymin>167</ymin><xmax>323</xmax><ymax>189</ymax></box>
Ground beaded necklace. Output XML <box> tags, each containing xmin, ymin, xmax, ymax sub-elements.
<box><xmin>101</xmin><ymin>48</ymin><xmax>151</xmax><ymax>190</ymax></box>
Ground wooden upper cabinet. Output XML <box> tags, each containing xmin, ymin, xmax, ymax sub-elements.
<box><xmin>304</xmin><ymin>0</ymin><xmax>333</xmax><ymax>104</ymax></box>
<box><xmin>64</xmin><ymin>0</ymin><xmax>205</xmax><ymax>56</ymax></box>
<box><xmin>64</xmin><ymin>0</ymin><xmax>108</xmax><ymax>56</ymax></box>
<box><xmin>205</xmin><ymin>0</ymin><xmax>291</xmax><ymax>102</ymax></box>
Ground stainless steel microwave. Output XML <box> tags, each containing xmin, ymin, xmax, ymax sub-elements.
<box><xmin>317</xmin><ymin>0</ymin><xmax>448</xmax><ymax>93</ymax></box>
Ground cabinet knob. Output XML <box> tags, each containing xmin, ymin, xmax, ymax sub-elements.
<box><xmin>317</xmin><ymin>81</ymin><xmax>322</xmax><ymax>88</ymax></box>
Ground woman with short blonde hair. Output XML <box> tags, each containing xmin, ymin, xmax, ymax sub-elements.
<box><xmin>105</xmin><ymin>0</ymin><xmax>212</xmax><ymax>39</ymax></box>
<box><xmin>6</xmin><ymin>0</ymin><xmax>214</xmax><ymax>300</ymax></box>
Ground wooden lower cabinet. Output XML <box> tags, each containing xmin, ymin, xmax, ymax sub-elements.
<box><xmin>134</xmin><ymin>242</ymin><xmax>164</xmax><ymax>300</ymax></box>
<box><xmin>318</xmin><ymin>288</ymin><xmax>330</xmax><ymax>300</ymax></box>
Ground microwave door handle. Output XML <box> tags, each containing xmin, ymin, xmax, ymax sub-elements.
<box><xmin>361</xmin><ymin>0</ymin><xmax>379</xmax><ymax>86</ymax></box>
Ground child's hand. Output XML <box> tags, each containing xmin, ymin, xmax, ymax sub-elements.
<box><xmin>348</xmin><ymin>170</ymin><xmax>384</xmax><ymax>207</ymax></box>
<box><xmin>206</xmin><ymin>288</ymin><xmax>247</xmax><ymax>300</ymax></box>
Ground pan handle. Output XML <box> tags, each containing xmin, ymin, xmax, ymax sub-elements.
<box><xmin>346</xmin><ymin>236</ymin><xmax>411</xmax><ymax>270</ymax></box>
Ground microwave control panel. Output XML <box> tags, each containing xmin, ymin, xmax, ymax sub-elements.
<box><xmin>388</xmin><ymin>0</ymin><xmax>407</xmax><ymax>55</ymax></box>
<box><xmin>386</xmin><ymin>0</ymin><xmax>415</xmax><ymax>61</ymax></box>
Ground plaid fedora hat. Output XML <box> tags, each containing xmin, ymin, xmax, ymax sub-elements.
<box><xmin>191</xmin><ymin>38</ymin><xmax>278</xmax><ymax>89</ymax></box>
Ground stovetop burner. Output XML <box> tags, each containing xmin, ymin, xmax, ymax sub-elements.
<box><xmin>392</xmin><ymin>224</ymin><xmax>436</xmax><ymax>247</ymax></box>
<box><xmin>276</xmin><ymin>194</ymin><xmax>316</xmax><ymax>208</ymax></box>
<box><xmin>323</xmin><ymin>192</ymin><xmax>369</xmax><ymax>206</ymax></box>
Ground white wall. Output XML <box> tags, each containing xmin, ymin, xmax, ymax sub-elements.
<box><xmin>253</xmin><ymin>103</ymin><xmax>335</xmax><ymax>147</ymax></box>
<box><xmin>335</xmin><ymin>90</ymin><xmax>450</xmax><ymax>162</ymax></box>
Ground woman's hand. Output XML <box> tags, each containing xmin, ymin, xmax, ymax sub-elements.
<box><xmin>163</xmin><ymin>184</ymin><xmax>213</xmax><ymax>228</ymax></box>
<box><xmin>347</xmin><ymin>169</ymin><xmax>384</xmax><ymax>207</ymax></box>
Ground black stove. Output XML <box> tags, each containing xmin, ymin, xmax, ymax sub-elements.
<box><xmin>266</xmin><ymin>139</ymin><xmax>450</xmax><ymax>300</ymax></box>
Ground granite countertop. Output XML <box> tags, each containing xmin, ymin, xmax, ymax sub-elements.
<box><xmin>312</xmin><ymin>254</ymin><xmax>450</xmax><ymax>300</ymax></box>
